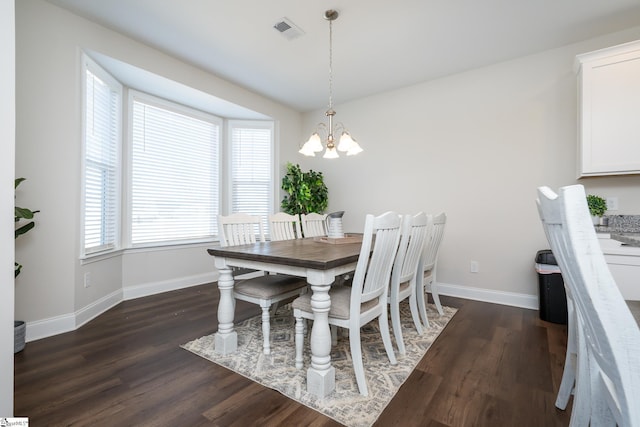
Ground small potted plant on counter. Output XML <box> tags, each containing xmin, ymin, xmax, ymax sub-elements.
<box><xmin>587</xmin><ymin>194</ymin><xmax>607</xmax><ymax>225</ymax></box>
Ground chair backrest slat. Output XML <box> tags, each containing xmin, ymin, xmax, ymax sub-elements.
<box><xmin>394</xmin><ymin>212</ymin><xmax>431</xmax><ymax>284</ymax></box>
<box><xmin>351</xmin><ymin>212</ymin><xmax>402</xmax><ymax>306</ymax></box>
<box><xmin>300</xmin><ymin>213</ymin><xmax>327</xmax><ymax>237</ymax></box>
<box><xmin>218</xmin><ymin>213</ymin><xmax>265</xmax><ymax>247</ymax></box>
<box><xmin>268</xmin><ymin>212</ymin><xmax>302</xmax><ymax>241</ymax></box>
<box><xmin>422</xmin><ymin>212</ymin><xmax>446</xmax><ymax>272</ymax></box>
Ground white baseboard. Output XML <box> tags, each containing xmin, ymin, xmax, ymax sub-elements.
<box><xmin>25</xmin><ymin>312</ymin><xmax>76</xmax><ymax>343</ymax></box>
<box><xmin>122</xmin><ymin>272</ymin><xmax>217</xmax><ymax>300</ymax></box>
<box><xmin>25</xmin><ymin>276</ymin><xmax>538</xmax><ymax>343</ymax></box>
<box><xmin>76</xmin><ymin>289</ymin><xmax>124</xmax><ymax>329</ymax></box>
<box><xmin>431</xmin><ymin>282</ymin><xmax>539</xmax><ymax>310</ymax></box>
<box><xmin>25</xmin><ymin>273</ymin><xmax>216</xmax><ymax>343</ymax></box>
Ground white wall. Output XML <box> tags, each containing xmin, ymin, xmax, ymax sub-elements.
<box><xmin>15</xmin><ymin>0</ymin><xmax>640</xmax><ymax>343</ymax></box>
<box><xmin>291</xmin><ymin>26</ymin><xmax>640</xmax><ymax>307</ymax></box>
<box><xmin>15</xmin><ymin>0</ymin><xmax>302</xmax><ymax>340</ymax></box>
<box><xmin>1</xmin><ymin>0</ymin><xmax>15</xmax><ymax>415</ymax></box>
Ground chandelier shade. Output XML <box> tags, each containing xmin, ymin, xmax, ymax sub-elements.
<box><xmin>299</xmin><ymin>9</ymin><xmax>363</xmax><ymax>159</ymax></box>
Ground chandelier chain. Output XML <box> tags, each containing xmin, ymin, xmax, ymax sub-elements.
<box><xmin>328</xmin><ymin>18</ymin><xmax>333</xmax><ymax>111</ymax></box>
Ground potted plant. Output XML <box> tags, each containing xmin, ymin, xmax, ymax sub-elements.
<box><xmin>586</xmin><ymin>194</ymin><xmax>607</xmax><ymax>225</ymax></box>
<box><xmin>280</xmin><ymin>163</ymin><xmax>328</xmax><ymax>233</ymax></box>
<box><xmin>14</xmin><ymin>177</ymin><xmax>39</xmax><ymax>353</ymax></box>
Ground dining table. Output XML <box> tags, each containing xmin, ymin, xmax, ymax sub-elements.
<box><xmin>207</xmin><ymin>236</ymin><xmax>363</xmax><ymax>397</ymax></box>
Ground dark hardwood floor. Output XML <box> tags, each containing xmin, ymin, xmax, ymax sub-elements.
<box><xmin>14</xmin><ymin>284</ymin><xmax>571</xmax><ymax>426</ymax></box>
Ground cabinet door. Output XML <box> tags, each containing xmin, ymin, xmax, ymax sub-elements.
<box><xmin>577</xmin><ymin>41</ymin><xmax>640</xmax><ymax>177</ymax></box>
<box><xmin>598</xmin><ymin>236</ymin><xmax>640</xmax><ymax>300</ymax></box>
<box><xmin>604</xmin><ymin>254</ymin><xmax>640</xmax><ymax>300</ymax></box>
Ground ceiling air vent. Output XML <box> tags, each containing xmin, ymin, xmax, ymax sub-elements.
<box><xmin>273</xmin><ymin>17</ymin><xmax>305</xmax><ymax>40</ymax></box>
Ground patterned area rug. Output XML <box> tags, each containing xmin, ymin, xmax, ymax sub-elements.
<box><xmin>182</xmin><ymin>302</ymin><xmax>456</xmax><ymax>427</ymax></box>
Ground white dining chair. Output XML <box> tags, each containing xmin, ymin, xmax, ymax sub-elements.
<box><xmin>218</xmin><ymin>213</ymin><xmax>307</xmax><ymax>355</ymax></box>
<box><xmin>537</xmin><ymin>191</ymin><xmax>589</xmax><ymax>425</ymax></box>
<box><xmin>537</xmin><ymin>185</ymin><xmax>640</xmax><ymax>426</ymax></box>
<box><xmin>416</xmin><ymin>212</ymin><xmax>447</xmax><ymax>326</ymax></box>
<box><xmin>292</xmin><ymin>211</ymin><xmax>402</xmax><ymax>396</ymax></box>
<box><xmin>300</xmin><ymin>212</ymin><xmax>327</xmax><ymax>237</ymax></box>
<box><xmin>388</xmin><ymin>212</ymin><xmax>431</xmax><ymax>355</ymax></box>
<box><xmin>268</xmin><ymin>212</ymin><xmax>303</xmax><ymax>241</ymax></box>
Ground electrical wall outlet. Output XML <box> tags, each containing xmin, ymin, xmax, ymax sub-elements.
<box><xmin>470</xmin><ymin>261</ymin><xmax>479</xmax><ymax>273</ymax></box>
<box><xmin>84</xmin><ymin>272</ymin><xmax>91</xmax><ymax>288</ymax></box>
<box><xmin>606</xmin><ymin>197</ymin><xmax>619</xmax><ymax>211</ymax></box>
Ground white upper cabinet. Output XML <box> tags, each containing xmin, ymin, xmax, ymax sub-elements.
<box><xmin>576</xmin><ymin>40</ymin><xmax>640</xmax><ymax>177</ymax></box>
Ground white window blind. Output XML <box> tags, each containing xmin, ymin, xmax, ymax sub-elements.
<box><xmin>230</xmin><ymin>122</ymin><xmax>273</xmax><ymax>225</ymax></box>
<box><xmin>83</xmin><ymin>60</ymin><xmax>121</xmax><ymax>255</ymax></box>
<box><xmin>130</xmin><ymin>95</ymin><xmax>220</xmax><ymax>245</ymax></box>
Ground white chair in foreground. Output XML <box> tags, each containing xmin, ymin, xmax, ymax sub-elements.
<box><xmin>416</xmin><ymin>212</ymin><xmax>447</xmax><ymax>325</ymax></box>
<box><xmin>269</xmin><ymin>212</ymin><xmax>302</xmax><ymax>241</ymax></box>
<box><xmin>300</xmin><ymin>212</ymin><xmax>327</xmax><ymax>237</ymax></box>
<box><xmin>218</xmin><ymin>213</ymin><xmax>307</xmax><ymax>355</ymax></box>
<box><xmin>388</xmin><ymin>212</ymin><xmax>431</xmax><ymax>355</ymax></box>
<box><xmin>537</xmin><ymin>185</ymin><xmax>640</xmax><ymax>426</ymax></box>
<box><xmin>292</xmin><ymin>211</ymin><xmax>402</xmax><ymax>396</ymax></box>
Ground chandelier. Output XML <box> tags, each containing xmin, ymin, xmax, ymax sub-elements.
<box><xmin>299</xmin><ymin>9</ymin><xmax>363</xmax><ymax>159</ymax></box>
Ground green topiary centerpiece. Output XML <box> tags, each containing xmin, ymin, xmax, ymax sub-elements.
<box><xmin>280</xmin><ymin>163</ymin><xmax>328</xmax><ymax>217</ymax></box>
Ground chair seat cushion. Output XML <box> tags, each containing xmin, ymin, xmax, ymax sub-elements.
<box><xmin>234</xmin><ymin>275</ymin><xmax>306</xmax><ymax>299</ymax></box>
<box><xmin>292</xmin><ymin>285</ymin><xmax>378</xmax><ymax>320</ymax></box>
<box><xmin>400</xmin><ymin>281</ymin><xmax>410</xmax><ymax>292</ymax></box>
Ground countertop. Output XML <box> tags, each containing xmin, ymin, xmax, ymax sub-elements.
<box><xmin>610</xmin><ymin>233</ymin><xmax>640</xmax><ymax>248</ymax></box>
<box><xmin>593</xmin><ymin>215</ymin><xmax>640</xmax><ymax>248</ymax></box>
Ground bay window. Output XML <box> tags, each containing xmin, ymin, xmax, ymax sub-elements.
<box><xmin>81</xmin><ymin>55</ymin><xmax>275</xmax><ymax>256</ymax></box>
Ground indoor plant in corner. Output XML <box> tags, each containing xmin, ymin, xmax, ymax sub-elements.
<box><xmin>587</xmin><ymin>194</ymin><xmax>607</xmax><ymax>226</ymax></box>
<box><xmin>280</xmin><ymin>162</ymin><xmax>328</xmax><ymax>235</ymax></box>
<box><xmin>14</xmin><ymin>177</ymin><xmax>39</xmax><ymax>353</ymax></box>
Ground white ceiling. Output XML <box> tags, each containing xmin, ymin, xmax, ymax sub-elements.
<box><xmin>47</xmin><ymin>0</ymin><xmax>640</xmax><ymax>112</ymax></box>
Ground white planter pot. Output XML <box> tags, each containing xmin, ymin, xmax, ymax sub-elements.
<box><xmin>14</xmin><ymin>320</ymin><xmax>25</xmax><ymax>353</ymax></box>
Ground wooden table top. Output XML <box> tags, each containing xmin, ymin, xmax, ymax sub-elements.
<box><xmin>207</xmin><ymin>237</ymin><xmax>363</xmax><ymax>270</ymax></box>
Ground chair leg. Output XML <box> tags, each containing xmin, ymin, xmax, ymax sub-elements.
<box><xmin>349</xmin><ymin>326</ymin><xmax>368</xmax><ymax>396</ymax></box>
<box><xmin>261</xmin><ymin>304</ymin><xmax>271</xmax><ymax>355</ymax></box>
<box><xmin>295</xmin><ymin>315</ymin><xmax>304</xmax><ymax>369</ymax></box>
<box><xmin>390</xmin><ymin>298</ymin><xmax>405</xmax><ymax>355</ymax></box>
<box><xmin>556</xmin><ymin>301</ymin><xmax>576</xmax><ymax>410</ymax></box>
<box><xmin>589</xmin><ymin>370</ymin><xmax>617</xmax><ymax>427</ymax></box>
<box><xmin>417</xmin><ymin>276</ymin><xmax>430</xmax><ymax>328</ymax></box>
<box><xmin>331</xmin><ymin>325</ymin><xmax>338</xmax><ymax>346</ymax></box>
<box><xmin>569</xmin><ymin>324</ymin><xmax>592</xmax><ymax>427</ymax></box>
<box><xmin>431</xmin><ymin>280</ymin><xmax>444</xmax><ymax>316</ymax></box>
<box><xmin>555</xmin><ymin>351</ymin><xmax>576</xmax><ymax>410</ymax></box>
<box><xmin>270</xmin><ymin>301</ymin><xmax>280</xmax><ymax>315</ymax></box>
<box><xmin>409</xmin><ymin>291</ymin><xmax>424</xmax><ymax>335</ymax></box>
<box><xmin>378</xmin><ymin>310</ymin><xmax>397</xmax><ymax>365</ymax></box>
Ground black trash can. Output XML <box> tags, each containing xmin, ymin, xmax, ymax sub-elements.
<box><xmin>535</xmin><ymin>249</ymin><xmax>568</xmax><ymax>324</ymax></box>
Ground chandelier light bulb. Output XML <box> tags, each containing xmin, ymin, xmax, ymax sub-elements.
<box><xmin>323</xmin><ymin>145</ymin><xmax>339</xmax><ymax>159</ymax></box>
<box><xmin>346</xmin><ymin>139</ymin><xmax>363</xmax><ymax>156</ymax></box>
<box><xmin>298</xmin><ymin>143</ymin><xmax>316</xmax><ymax>156</ymax></box>
<box><xmin>308</xmin><ymin>132</ymin><xmax>324</xmax><ymax>152</ymax></box>
<box><xmin>337</xmin><ymin>131</ymin><xmax>355</xmax><ymax>152</ymax></box>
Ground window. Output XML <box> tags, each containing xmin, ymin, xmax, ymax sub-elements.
<box><xmin>129</xmin><ymin>93</ymin><xmax>221</xmax><ymax>245</ymax></box>
<box><xmin>229</xmin><ymin>121</ymin><xmax>274</xmax><ymax>227</ymax></box>
<box><xmin>80</xmin><ymin>54</ymin><xmax>276</xmax><ymax>255</ymax></box>
<box><xmin>82</xmin><ymin>57</ymin><xmax>121</xmax><ymax>256</ymax></box>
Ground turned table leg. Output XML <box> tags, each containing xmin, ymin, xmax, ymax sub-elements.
<box><xmin>306</xmin><ymin>279</ymin><xmax>335</xmax><ymax>397</ymax></box>
<box><xmin>214</xmin><ymin>264</ymin><xmax>237</xmax><ymax>355</ymax></box>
